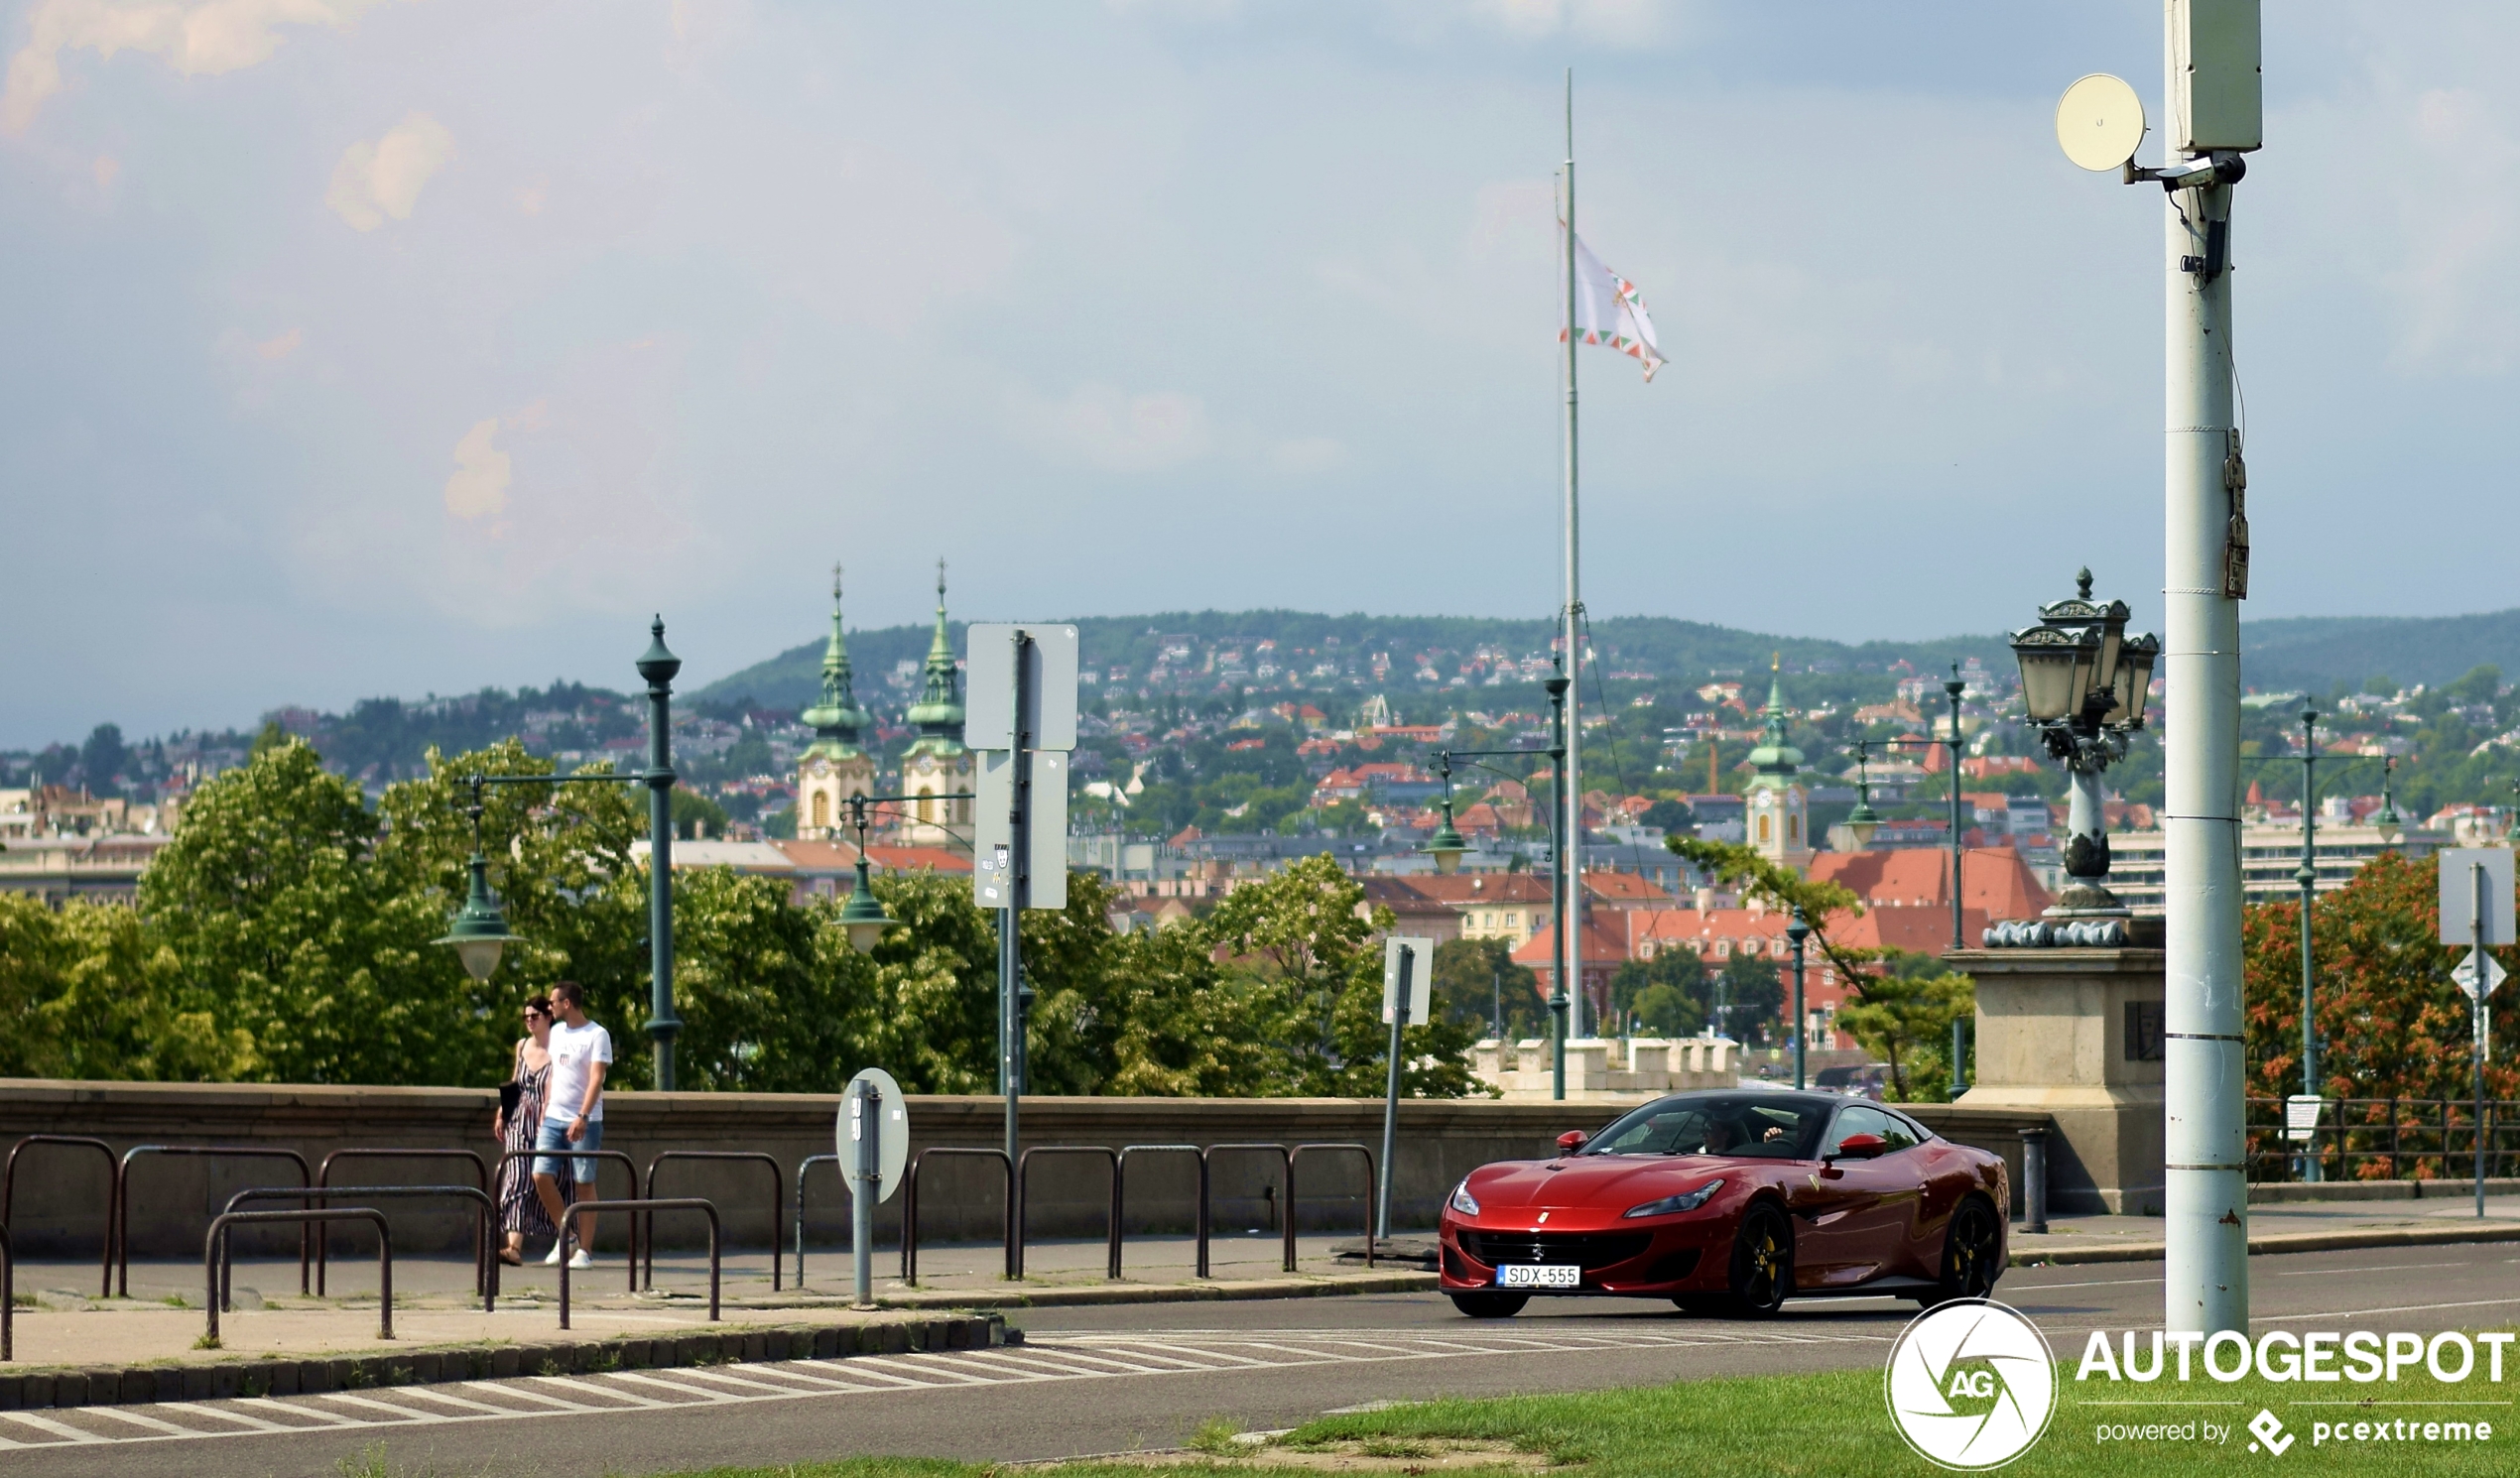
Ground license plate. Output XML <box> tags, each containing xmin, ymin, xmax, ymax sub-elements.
<box><xmin>1496</xmin><ymin>1264</ymin><xmax>1580</xmax><ymax>1289</ymax></box>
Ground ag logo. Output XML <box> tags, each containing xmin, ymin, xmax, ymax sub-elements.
<box><xmin>1884</xmin><ymin>1298</ymin><xmax>2058</xmax><ymax>1470</ymax></box>
<box><xmin>2247</xmin><ymin>1410</ymin><xmax>2294</xmax><ymax>1456</ymax></box>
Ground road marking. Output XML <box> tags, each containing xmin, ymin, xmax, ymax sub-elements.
<box><xmin>0</xmin><ymin>1412</ymin><xmax>111</xmax><ymax>1444</ymax></box>
<box><xmin>320</xmin><ymin>1393</ymin><xmax>449</xmax><ymax>1423</ymax></box>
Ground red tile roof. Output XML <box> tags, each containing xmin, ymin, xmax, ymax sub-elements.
<box><xmin>1806</xmin><ymin>847</ymin><xmax>2050</xmax><ymax>922</ymax></box>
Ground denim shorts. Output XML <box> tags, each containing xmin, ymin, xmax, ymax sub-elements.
<box><xmin>534</xmin><ymin>1117</ymin><xmax>603</xmax><ymax>1179</ymax></box>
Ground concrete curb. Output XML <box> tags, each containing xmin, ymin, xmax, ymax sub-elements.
<box><xmin>2014</xmin><ymin>1221</ymin><xmax>2520</xmax><ymax>1267</ymax></box>
<box><xmin>0</xmin><ymin>1311</ymin><xmax>1007</xmax><ymax>1414</ymax></box>
<box><xmin>842</xmin><ymin>1273</ymin><xmax>1443</xmax><ymax>1309</ymax></box>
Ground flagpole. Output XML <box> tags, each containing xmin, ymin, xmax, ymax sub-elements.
<box><xmin>1560</xmin><ymin>67</ymin><xmax>1584</xmax><ymax>1046</ymax></box>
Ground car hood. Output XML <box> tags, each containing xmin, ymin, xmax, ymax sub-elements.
<box><xmin>1469</xmin><ymin>1155</ymin><xmax>1737</xmax><ymax>1210</ymax></box>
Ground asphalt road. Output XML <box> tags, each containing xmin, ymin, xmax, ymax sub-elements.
<box><xmin>7</xmin><ymin>1243</ymin><xmax>2515</xmax><ymax>1478</ymax></box>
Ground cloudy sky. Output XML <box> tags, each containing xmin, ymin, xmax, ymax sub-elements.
<box><xmin>7</xmin><ymin>1</ymin><xmax>2517</xmax><ymax>746</ymax></box>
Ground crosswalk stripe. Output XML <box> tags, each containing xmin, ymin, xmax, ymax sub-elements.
<box><xmin>320</xmin><ymin>1393</ymin><xmax>448</xmax><ymax>1423</ymax></box>
<box><xmin>531</xmin><ymin>1375</ymin><xmax>669</xmax><ymax>1408</ymax></box>
<box><xmin>0</xmin><ymin>1411</ymin><xmax>111</xmax><ymax>1443</ymax></box>
<box><xmin>606</xmin><ymin>1370</ymin><xmax>740</xmax><ymax>1403</ymax></box>
<box><xmin>236</xmin><ymin>1396</ymin><xmax>361</xmax><ymax>1427</ymax></box>
<box><xmin>456</xmin><ymin>1379</ymin><xmax>599</xmax><ymax>1412</ymax></box>
<box><xmin>83</xmin><ymin>1407</ymin><xmax>203</xmax><ymax>1435</ymax></box>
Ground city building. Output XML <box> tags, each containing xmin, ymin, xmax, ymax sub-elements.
<box><xmin>1742</xmin><ymin>660</ymin><xmax>1814</xmax><ymax>870</ymax></box>
<box><xmin>793</xmin><ymin>567</ymin><xmax>875</xmax><ymax>840</ymax></box>
<box><xmin>2104</xmin><ymin>823</ymin><xmax>2442</xmax><ymax>914</ymax></box>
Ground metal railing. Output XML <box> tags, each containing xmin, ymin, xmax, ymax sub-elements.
<box><xmin>902</xmin><ymin>1148</ymin><xmax>1013</xmax><ymax>1285</ymax></box>
<box><xmin>2</xmin><ymin>1220</ymin><xmax>13</xmax><ymax>1362</ymax></box>
<box><xmin>795</xmin><ymin>1152</ymin><xmax>841</xmax><ymax>1288</ymax></box>
<box><xmin>315</xmin><ymin>1150</ymin><xmax>489</xmax><ymax>1296</ymax></box>
<box><xmin>1116</xmin><ymin>1144</ymin><xmax>1205</xmax><ymax>1279</ymax></box>
<box><xmin>216</xmin><ymin>1185</ymin><xmax>496</xmax><ymax>1312</ymax></box>
<box><xmin>561</xmin><ymin>1199</ymin><xmax>717</xmax><ymax>1330</ymax></box>
<box><xmin>1014</xmin><ymin>1147</ymin><xmax>1118</xmax><ymax>1281</ymax></box>
<box><xmin>1200</xmin><ymin>1144</ymin><xmax>1293</xmax><ymax>1274</ymax></box>
<box><xmin>2244</xmin><ymin>1097</ymin><xmax>2520</xmax><ymax>1181</ymax></box>
<box><xmin>1291</xmin><ymin>1143</ymin><xmax>1377</xmax><ymax>1269</ymax></box>
<box><xmin>117</xmin><ymin>1146</ymin><xmax>314</xmax><ymax>1297</ymax></box>
<box><xmin>643</xmin><ymin>1150</ymin><xmax>782</xmax><ymax>1292</ymax></box>
<box><xmin>203</xmin><ymin>1209</ymin><xmax>388</xmax><ymax>1347</ymax></box>
<box><xmin>490</xmin><ymin>1147</ymin><xmax>644</xmax><ymax>1274</ymax></box>
<box><xmin>3</xmin><ymin>1135</ymin><xmax>115</xmax><ymax>1298</ymax></box>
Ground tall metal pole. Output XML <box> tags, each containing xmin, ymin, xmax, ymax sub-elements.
<box><xmin>1002</xmin><ymin>632</ymin><xmax>1033</xmax><ymax>1178</ymax></box>
<box><xmin>850</xmin><ymin>1078</ymin><xmax>877</xmax><ymax>1308</ymax></box>
<box><xmin>2298</xmin><ymin>706</ymin><xmax>2322</xmax><ymax>1180</ymax></box>
<box><xmin>1787</xmin><ymin>908</ymin><xmax>1809</xmax><ymax>1090</ymax></box>
<box><xmin>2473</xmin><ymin>861</ymin><xmax>2488</xmax><ymax>1220</ymax></box>
<box><xmin>637</xmin><ymin>618</ymin><xmax>682</xmax><ymax>1091</ymax></box>
<box><xmin>2162</xmin><ymin>31</ymin><xmax>2250</xmax><ymax>1334</ymax></box>
<box><xmin>1546</xmin><ymin>674</ymin><xmax>1570</xmax><ymax>1099</ymax></box>
<box><xmin>1946</xmin><ymin>667</ymin><xmax>1966</xmax><ymax>951</ymax></box>
<box><xmin>1378</xmin><ymin>944</ymin><xmax>1412</xmax><ymax>1242</ymax></box>
<box><xmin>1559</xmin><ymin>70</ymin><xmax>1585</xmax><ymax>1048</ymax></box>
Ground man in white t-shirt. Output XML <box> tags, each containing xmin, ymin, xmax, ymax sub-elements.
<box><xmin>533</xmin><ymin>980</ymin><xmax>611</xmax><ymax>1269</ymax></box>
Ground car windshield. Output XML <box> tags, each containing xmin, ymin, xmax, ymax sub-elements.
<box><xmin>1580</xmin><ymin>1094</ymin><xmax>1830</xmax><ymax>1160</ymax></box>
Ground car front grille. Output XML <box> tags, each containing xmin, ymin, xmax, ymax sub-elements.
<box><xmin>1458</xmin><ymin>1230</ymin><xmax>1652</xmax><ymax>1271</ymax></box>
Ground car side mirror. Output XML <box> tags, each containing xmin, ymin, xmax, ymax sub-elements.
<box><xmin>1826</xmin><ymin>1132</ymin><xmax>1887</xmax><ymax>1162</ymax></box>
<box><xmin>1556</xmin><ymin>1130</ymin><xmax>1589</xmax><ymax>1154</ymax></box>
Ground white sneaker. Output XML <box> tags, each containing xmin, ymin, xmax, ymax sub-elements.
<box><xmin>543</xmin><ymin>1241</ymin><xmax>565</xmax><ymax>1266</ymax></box>
<box><xmin>568</xmin><ymin>1249</ymin><xmax>594</xmax><ymax>1270</ymax></box>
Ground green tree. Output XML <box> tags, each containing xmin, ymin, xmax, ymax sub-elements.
<box><xmin>1202</xmin><ymin>853</ymin><xmax>1376</xmax><ymax>1082</ymax></box>
<box><xmin>1434</xmin><ymin>935</ymin><xmax>1544</xmax><ymax>1040</ymax></box>
<box><xmin>1835</xmin><ymin>967</ymin><xmax>1973</xmax><ymax>1102</ymax></box>
<box><xmin>1607</xmin><ymin>948</ymin><xmax>1706</xmax><ymax>1038</ymax></box>
<box><xmin>0</xmin><ymin>895</ymin><xmax>254</xmax><ymax>1080</ymax></box>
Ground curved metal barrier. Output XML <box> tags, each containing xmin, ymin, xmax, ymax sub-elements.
<box><xmin>3</xmin><ymin>1135</ymin><xmax>116</xmax><ymax>1298</ymax></box>
<box><xmin>643</xmin><ymin>1150</ymin><xmax>782</xmax><ymax>1292</ymax></box>
<box><xmin>1199</xmin><ymin>1143</ymin><xmax>1294</xmax><ymax>1276</ymax></box>
<box><xmin>561</xmin><ymin>1199</ymin><xmax>717</xmax><ymax>1330</ymax></box>
<box><xmin>1115</xmin><ymin>1144</ymin><xmax>1206</xmax><ymax>1279</ymax></box>
<box><xmin>490</xmin><ymin>1147</ymin><xmax>643</xmax><ymax>1285</ymax></box>
<box><xmin>901</xmin><ymin>1148</ymin><xmax>1012</xmax><ymax>1286</ymax></box>
<box><xmin>217</xmin><ymin>1184</ymin><xmax>496</xmax><ymax>1312</ymax></box>
<box><xmin>315</xmin><ymin>1149</ymin><xmax>489</xmax><ymax>1296</ymax></box>
<box><xmin>794</xmin><ymin>1152</ymin><xmax>841</xmax><ymax>1288</ymax></box>
<box><xmin>1014</xmin><ymin>1146</ymin><xmax>1119</xmax><ymax>1281</ymax></box>
<box><xmin>117</xmin><ymin>1146</ymin><xmax>313</xmax><ymax>1297</ymax></box>
<box><xmin>203</xmin><ymin>1209</ymin><xmax>388</xmax><ymax>1346</ymax></box>
<box><xmin>1291</xmin><ymin>1142</ymin><xmax>1377</xmax><ymax>1270</ymax></box>
<box><xmin>1</xmin><ymin>1219</ymin><xmax>13</xmax><ymax>1362</ymax></box>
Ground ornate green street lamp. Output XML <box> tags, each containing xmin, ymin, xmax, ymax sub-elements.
<box><xmin>837</xmin><ymin>793</ymin><xmax>898</xmax><ymax>953</ymax></box>
<box><xmin>1422</xmin><ymin>751</ymin><xmax>1469</xmax><ymax>875</ymax></box>
<box><xmin>2375</xmin><ymin>756</ymin><xmax>2403</xmax><ymax>844</ymax></box>
<box><xmin>432</xmin><ymin>781</ymin><xmax>523</xmax><ymax>982</ymax></box>
<box><xmin>2008</xmin><ymin>568</ymin><xmax>2158</xmax><ymax>918</ymax></box>
<box><xmin>1845</xmin><ymin>738</ymin><xmax>1881</xmax><ymax>849</ymax></box>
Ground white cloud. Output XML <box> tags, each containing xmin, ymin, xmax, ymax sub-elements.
<box><xmin>2</xmin><ymin>0</ymin><xmax>388</xmax><ymax>134</ymax></box>
<box><xmin>253</xmin><ymin>326</ymin><xmax>300</xmax><ymax>360</ymax></box>
<box><xmin>326</xmin><ymin>111</ymin><xmax>453</xmax><ymax>230</ymax></box>
<box><xmin>1011</xmin><ymin>383</ymin><xmax>1212</xmax><ymax>472</ymax></box>
<box><xmin>441</xmin><ymin>417</ymin><xmax>509</xmax><ymax>521</ymax></box>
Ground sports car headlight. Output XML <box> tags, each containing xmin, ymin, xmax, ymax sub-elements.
<box><xmin>1622</xmin><ymin>1178</ymin><xmax>1722</xmax><ymax>1218</ymax></box>
<box><xmin>1449</xmin><ymin>1178</ymin><xmax>1480</xmax><ymax>1217</ymax></box>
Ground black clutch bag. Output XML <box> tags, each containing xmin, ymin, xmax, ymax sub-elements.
<box><xmin>498</xmin><ymin>1081</ymin><xmax>524</xmax><ymax>1117</ymax></box>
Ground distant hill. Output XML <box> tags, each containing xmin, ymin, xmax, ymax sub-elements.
<box><xmin>693</xmin><ymin>606</ymin><xmax>2520</xmax><ymax>714</ymax></box>
<box><xmin>692</xmin><ymin>610</ymin><xmax>2020</xmax><ymax>713</ymax></box>
<box><xmin>2238</xmin><ymin>610</ymin><xmax>2520</xmax><ymax>693</ymax></box>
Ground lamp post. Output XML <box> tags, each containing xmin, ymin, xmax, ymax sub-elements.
<box><xmin>433</xmin><ymin>617</ymin><xmax>686</xmax><ymax>1089</ymax></box>
<box><xmin>2295</xmin><ymin>704</ymin><xmax>2322</xmax><ymax>1181</ymax></box>
<box><xmin>1422</xmin><ymin>752</ymin><xmax>1470</xmax><ymax>875</ymax></box>
<box><xmin>2375</xmin><ymin>757</ymin><xmax>2403</xmax><ymax>845</ymax></box>
<box><xmin>1546</xmin><ymin>672</ymin><xmax>1572</xmax><ymax>1099</ymax></box>
<box><xmin>1844</xmin><ymin>738</ymin><xmax>1880</xmax><ymax>850</ymax></box>
<box><xmin>1786</xmin><ymin>906</ymin><xmax>1811</xmax><ymax>1089</ymax></box>
<box><xmin>2008</xmin><ymin>570</ymin><xmax>2158</xmax><ymax>921</ymax></box>
<box><xmin>837</xmin><ymin>794</ymin><xmax>900</xmax><ymax>954</ymax></box>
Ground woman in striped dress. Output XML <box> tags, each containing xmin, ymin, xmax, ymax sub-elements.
<box><xmin>493</xmin><ymin>996</ymin><xmax>571</xmax><ymax>1264</ymax></box>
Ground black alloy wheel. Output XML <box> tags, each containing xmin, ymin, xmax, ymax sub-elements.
<box><xmin>1922</xmin><ymin>1194</ymin><xmax>2002</xmax><ymax>1305</ymax></box>
<box><xmin>1449</xmin><ymin>1291</ymin><xmax>1530</xmax><ymax>1319</ymax></box>
<box><xmin>1725</xmin><ymin>1203</ymin><xmax>1794</xmax><ymax>1318</ymax></box>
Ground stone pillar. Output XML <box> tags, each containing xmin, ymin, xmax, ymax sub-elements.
<box><xmin>1950</xmin><ymin>946</ymin><xmax>2166</xmax><ymax>1216</ymax></box>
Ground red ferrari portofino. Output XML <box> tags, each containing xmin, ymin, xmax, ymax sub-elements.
<box><xmin>1438</xmin><ymin>1090</ymin><xmax>2008</xmax><ymax>1318</ymax></box>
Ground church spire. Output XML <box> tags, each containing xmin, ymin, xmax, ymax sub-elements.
<box><xmin>800</xmin><ymin>562</ymin><xmax>869</xmax><ymax>757</ymax></box>
<box><xmin>1746</xmin><ymin>652</ymin><xmax>1804</xmax><ymax>784</ymax></box>
<box><xmin>905</xmin><ymin>557</ymin><xmax>965</xmax><ymax>749</ymax></box>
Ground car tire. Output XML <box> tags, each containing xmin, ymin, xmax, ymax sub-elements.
<box><xmin>1724</xmin><ymin>1203</ymin><xmax>1794</xmax><ymax>1318</ymax></box>
<box><xmin>1919</xmin><ymin>1194</ymin><xmax>2002</xmax><ymax>1305</ymax></box>
<box><xmin>1449</xmin><ymin>1292</ymin><xmax>1529</xmax><ymax>1319</ymax></box>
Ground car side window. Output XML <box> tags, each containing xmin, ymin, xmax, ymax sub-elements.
<box><xmin>1824</xmin><ymin>1104</ymin><xmax>1905</xmax><ymax>1157</ymax></box>
<box><xmin>1880</xmin><ymin>1112</ymin><xmax>1926</xmax><ymax>1151</ymax></box>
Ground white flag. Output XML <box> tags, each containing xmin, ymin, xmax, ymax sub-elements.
<box><xmin>1561</xmin><ymin>233</ymin><xmax>1665</xmax><ymax>382</ymax></box>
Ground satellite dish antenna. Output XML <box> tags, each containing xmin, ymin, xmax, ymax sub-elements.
<box><xmin>2056</xmin><ymin>73</ymin><xmax>2146</xmax><ymax>173</ymax></box>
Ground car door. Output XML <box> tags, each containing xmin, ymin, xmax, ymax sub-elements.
<box><xmin>1793</xmin><ymin>1105</ymin><xmax>1916</xmax><ymax>1287</ymax></box>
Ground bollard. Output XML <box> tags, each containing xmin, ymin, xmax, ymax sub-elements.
<box><xmin>2019</xmin><ymin>1127</ymin><xmax>2050</xmax><ymax>1235</ymax></box>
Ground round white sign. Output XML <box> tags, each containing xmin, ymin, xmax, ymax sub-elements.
<box><xmin>839</xmin><ymin>1067</ymin><xmax>910</xmax><ymax>1203</ymax></box>
<box><xmin>1884</xmin><ymin>1298</ymin><xmax>2057</xmax><ymax>1471</ymax></box>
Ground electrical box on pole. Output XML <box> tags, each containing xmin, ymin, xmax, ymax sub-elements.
<box><xmin>2171</xmin><ymin>0</ymin><xmax>2262</xmax><ymax>156</ymax></box>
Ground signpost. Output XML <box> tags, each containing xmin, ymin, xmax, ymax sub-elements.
<box><xmin>840</xmin><ymin>1067</ymin><xmax>908</xmax><ymax>1308</ymax></box>
<box><xmin>1378</xmin><ymin>936</ymin><xmax>1435</xmax><ymax>1243</ymax></box>
<box><xmin>966</xmin><ymin>623</ymin><xmax>1079</xmax><ymax>1174</ymax></box>
<box><xmin>2439</xmin><ymin>847</ymin><xmax>2513</xmax><ymax>1219</ymax></box>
